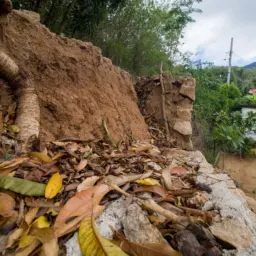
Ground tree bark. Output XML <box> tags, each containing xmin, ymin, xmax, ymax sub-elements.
<box><xmin>56</xmin><ymin>0</ymin><xmax>76</xmax><ymax>34</ymax></box>
<box><xmin>160</xmin><ymin>62</ymin><xmax>170</xmax><ymax>140</ymax></box>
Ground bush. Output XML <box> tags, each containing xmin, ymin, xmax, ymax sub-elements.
<box><xmin>213</xmin><ymin>110</ymin><xmax>256</xmax><ymax>154</ymax></box>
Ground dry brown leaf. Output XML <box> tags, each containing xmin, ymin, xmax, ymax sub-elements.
<box><xmin>54</xmin><ymin>184</ymin><xmax>111</xmax><ymax>230</ymax></box>
<box><xmin>64</xmin><ymin>183</ymin><xmax>79</xmax><ymax>192</ymax></box>
<box><xmin>30</xmin><ymin>227</ymin><xmax>58</xmax><ymax>256</ymax></box>
<box><xmin>0</xmin><ymin>211</ymin><xmax>18</xmax><ymax>235</ymax></box>
<box><xmin>7</xmin><ymin>208</ymin><xmax>39</xmax><ymax>248</ymax></box>
<box><xmin>15</xmin><ymin>240</ymin><xmax>40</xmax><ymax>256</ymax></box>
<box><xmin>0</xmin><ymin>112</ymin><xmax>3</xmax><ymax>135</ymax></box>
<box><xmin>0</xmin><ymin>235</ymin><xmax>8</xmax><ymax>254</ymax></box>
<box><xmin>54</xmin><ymin>205</ymin><xmax>105</xmax><ymax>238</ymax></box>
<box><xmin>51</xmin><ymin>152</ymin><xmax>65</xmax><ymax>161</ymax></box>
<box><xmin>162</xmin><ymin>162</ymin><xmax>177</xmax><ymax>190</ymax></box>
<box><xmin>103</xmin><ymin>172</ymin><xmax>152</xmax><ymax>186</ymax></box>
<box><xmin>66</xmin><ymin>142</ymin><xmax>79</xmax><ymax>153</ymax></box>
<box><xmin>0</xmin><ymin>157</ymin><xmax>29</xmax><ymax>170</ymax></box>
<box><xmin>77</xmin><ymin>176</ymin><xmax>100</xmax><ymax>192</ymax></box>
<box><xmin>133</xmin><ymin>185</ymin><xmax>174</xmax><ymax>202</ymax></box>
<box><xmin>0</xmin><ymin>192</ymin><xmax>16</xmax><ymax>217</ymax></box>
<box><xmin>17</xmin><ymin>200</ymin><xmax>25</xmax><ymax>226</ymax></box>
<box><xmin>171</xmin><ymin>166</ymin><xmax>187</xmax><ymax>176</ymax></box>
<box><xmin>52</xmin><ymin>141</ymin><xmax>70</xmax><ymax>147</ymax></box>
<box><xmin>75</xmin><ymin>159</ymin><xmax>88</xmax><ymax>171</ymax></box>
<box><xmin>148</xmin><ymin>214</ymin><xmax>166</xmax><ymax>225</ymax></box>
<box><xmin>117</xmin><ymin>232</ymin><xmax>181</xmax><ymax>256</ymax></box>
<box><xmin>4</xmin><ymin>103</ymin><xmax>16</xmax><ymax>123</ymax></box>
<box><xmin>25</xmin><ymin>198</ymin><xmax>61</xmax><ymax>210</ymax></box>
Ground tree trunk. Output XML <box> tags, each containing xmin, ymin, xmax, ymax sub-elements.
<box><xmin>34</xmin><ymin>0</ymin><xmax>43</xmax><ymax>12</ymax></box>
<box><xmin>56</xmin><ymin>0</ymin><xmax>76</xmax><ymax>34</ymax></box>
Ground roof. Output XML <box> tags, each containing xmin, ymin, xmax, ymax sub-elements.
<box><xmin>249</xmin><ymin>88</ymin><xmax>256</xmax><ymax>94</ymax></box>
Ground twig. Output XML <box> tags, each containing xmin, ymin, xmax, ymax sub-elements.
<box><xmin>160</xmin><ymin>62</ymin><xmax>170</xmax><ymax>140</ymax></box>
<box><xmin>102</xmin><ymin>118</ymin><xmax>116</xmax><ymax>147</ymax></box>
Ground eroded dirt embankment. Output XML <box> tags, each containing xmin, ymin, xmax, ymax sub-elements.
<box><xmin>1</xmin><ymin>10</ymin><xmax>149</xmax><ymax>144</ymax></box>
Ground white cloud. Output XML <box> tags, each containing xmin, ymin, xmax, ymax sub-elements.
<box><xmin>180</xmin><ymin>0</ymin><xmax>256</xmax><ymax>66</ymax></box>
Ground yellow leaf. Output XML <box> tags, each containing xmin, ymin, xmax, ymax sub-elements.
<box><xmin>135</xmin><ymin>178</ymin><xmax>161</xmax><ymax>186</ymax></box>
<box><xmin>32</xmin><ymin>216</ymin><xmax>50</xmax><ymax>229</ymax></box>
<box><xmin>7</xmin><ymin>124</ymin><xmax>20</xmax><ymax>133</ymax></box>
<box><xmin>129</xmin><ymin>145</ymin><xmax>153</xmax><ymax>152</ymax></box>
<box><xmin>28</xmin><ymin>152</ymin><xmax>52</xmax><ymax>163</ymax></box>
<box><xmin>18</xmin><ymin>216</ymin><xmax>50</xmax><ymax>249</ymax></box>
<box><xmin>19</xmin><ymin>234</ymin><xmax>37</xmax><ymax>248</ymax></box>
<box><xmin>45</xmin><ymin>172</ymin><xmax>62</xmax><ymax>199</ymax></box>
<box><xmin>46</xmin><ymin>208</ymin><xmax>59</xmax><ymax>216</ymax></box>
<box><xmin>79</xmin><ymin>216</ymin><xmax>128</xmax><ymax>256</ymax></box>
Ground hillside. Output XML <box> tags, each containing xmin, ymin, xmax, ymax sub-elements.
<box><xmin>244</xmin><ymin>62</ymin><xmax>256</xmax><ymax>69</ymax></box>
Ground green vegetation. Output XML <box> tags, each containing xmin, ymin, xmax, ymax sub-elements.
<box><xmin>12</xmin><ymin>0</ymin><xmax>201</xmax><ymax>75</ymax></box>
<box><xmin>183</xmin><ymin>62</ymin><xmax>256</xmax><ymax>161</ymax></box>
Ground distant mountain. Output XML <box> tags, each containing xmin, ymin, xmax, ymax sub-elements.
<box><xmin>244</xmin><ymin>62</ymin><xmax>256</xmax><ymax>69</ymax></box>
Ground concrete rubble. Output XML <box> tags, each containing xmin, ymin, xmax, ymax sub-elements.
<box><xmin>65</xmin><ymin>147</ymin><xmax>256</xmax><ymax>256</ymax></box>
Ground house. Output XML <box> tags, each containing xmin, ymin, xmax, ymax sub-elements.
<box><xmin>241</xmin><ymin>104</ymin><xmax>256</xmax><ymax>140</ymax></box>
<box><xmin>249</xmin><ymin>88</ymin><xmax>256</xmax><ymax>95</ymax></box>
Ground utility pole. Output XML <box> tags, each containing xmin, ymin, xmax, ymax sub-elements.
<box><xmin>227</xmin><ymin>37</ymin><xmax>234</xmax><ymax>85</ymax></box>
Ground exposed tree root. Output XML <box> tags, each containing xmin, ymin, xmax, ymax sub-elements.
<box><xmin>0</xmin><ymin>34</ymin><xmax>40</xmax><ymax>152</ymax></box>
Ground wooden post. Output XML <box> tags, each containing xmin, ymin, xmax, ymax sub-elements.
<box><xmin>160</xmin><ymin>62</ymin><xmax>170</xmax><ymax>140</ymax></box>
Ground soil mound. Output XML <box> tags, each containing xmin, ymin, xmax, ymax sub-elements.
<box><xmin>2</xmin><ymin>10</ymin><xmax>149</xmax><ymax>143</ymax></box>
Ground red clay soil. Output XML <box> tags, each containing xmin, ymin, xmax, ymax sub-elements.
<box><xmin>2</xmin><ymin>10</ymin><xmax>150</xmax><ymax>144</ymax></box>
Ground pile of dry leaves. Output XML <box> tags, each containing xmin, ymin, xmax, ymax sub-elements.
<box><xmin>0</xmin><ymin>130</ymin><xmax>225</xmax><ymax>256</ymax></box>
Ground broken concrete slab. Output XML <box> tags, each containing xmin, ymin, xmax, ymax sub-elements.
<box><xmin>96</xmin><ymin>197</ymin><xmax>126</xmax><ymax>239</ymax></box>
<box><xmin>196</xmin><ymin>173</ymin><xmax>236</xmax><ymax>188</ymax></box>
<box><xmin>210</xmin><ymin>219</ymin><xmax>254</xmax><ymax>249</ymax></box>
<box><xmin>122</xmin><ymin>202</ymin><xmax>164</xmax><ymax>244</ymax></box>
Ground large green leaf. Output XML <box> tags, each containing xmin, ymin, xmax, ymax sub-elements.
<box><xmin>0</xmin><ymin>176</ymin><xmax>45</xmax><ymax>196</ymax></box>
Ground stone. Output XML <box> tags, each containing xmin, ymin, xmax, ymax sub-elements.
<box><xmin>177</xmin><ymin>107</ymin><xmax>192</xmax><ymax>121</ymax></box>
<box><xmin>173</xmin><ymin>120</ymin><xmax>192</xmax><ymax>136</ymax></box>
<box><xmin>210</xmin><ymin>219</ymin><xmax>254</xmax><ymax>249</ymax></box>
<box><xmin>65</xmin><ymin>233</ymin><xmax>82</xmax><ymax>256</ymax></box>
<box><xmin>96</xmin><ymin>197</ymin><xmax>126</xmax><ymax>239</ymax></box>
<box><xmin>196</xmin><ymin>173</ymin><xmax>236</xmax><ymax>187</ymax></box>
<box><xmin>246</xmin><ymin>196</ymin><xmax>256</xmax><ymax>214</ymax></box>
<box><xmin>179</xmin><ymin>79</ymin><xmax>196</xmax><ymax>101</ymax></box>
<box><xmin>122</xmin><ymin>202</ymin><xmax>164</xmax><ymax>244</ymax></box>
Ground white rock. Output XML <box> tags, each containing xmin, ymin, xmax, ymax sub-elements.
<box><xmin>65</xmin><ymin>233</ymin><xmax>82</xmax><ymax>256</ymax></box>
<box><xmin>96</xmin><ymin>197</ymin><xmax>126</xmax><ymax>239</ymax></box>
<box><xmin>210</xmin><ymin>219</ymin><xmax>254</xmax><ymax>249</ymax></box>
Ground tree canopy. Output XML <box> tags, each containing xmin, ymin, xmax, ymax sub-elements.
<box><xmin>12</xmin><ymin>0</ymin><xmax>201</xmax><ymax>75</ymax></box>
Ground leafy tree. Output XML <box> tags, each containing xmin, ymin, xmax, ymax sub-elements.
<box><xmin>213</xmin><ymin>110</ymin><xmax>256</xmax><ymax>154</ymax></box>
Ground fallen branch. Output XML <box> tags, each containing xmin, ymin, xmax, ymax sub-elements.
<box><xmin>160</xmin><ymin>62</ymin><xmax>170</xmax><ymax>140</ymax></box>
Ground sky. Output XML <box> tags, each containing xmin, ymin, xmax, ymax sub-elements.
<box><xmin>179</xmin><ymin>0</ymin><xmax>256</xmax><ymax>67</ymax></box>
